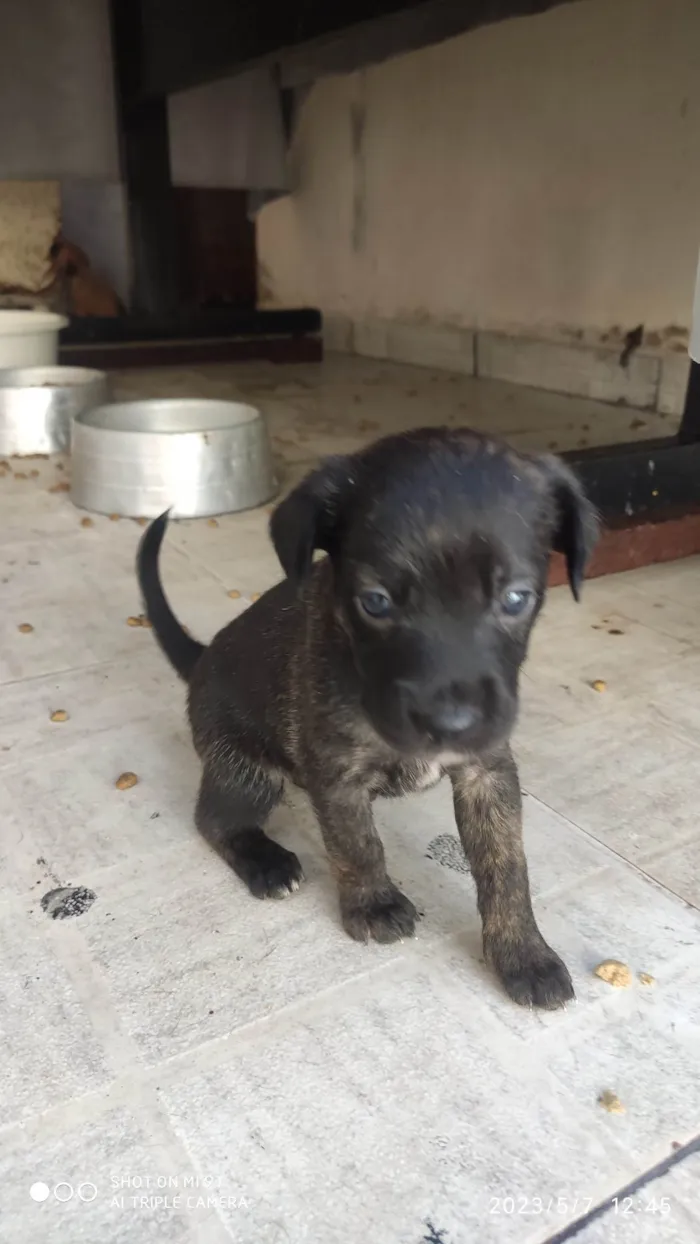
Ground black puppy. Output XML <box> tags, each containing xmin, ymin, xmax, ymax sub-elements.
<box><xmin>138</xmin><ymin>427</ymin><xmax>597</xmax><ymax>1009</ymax></box>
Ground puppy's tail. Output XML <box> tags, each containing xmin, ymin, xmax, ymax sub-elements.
<box><xmin>137</xmin><ymin>512</ymin><xmax>205</xmax><ymax>681</ymax></box>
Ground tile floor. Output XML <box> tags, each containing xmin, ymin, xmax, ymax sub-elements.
<box><xmin>0</xmin><ymin>356</ymin><xmax>697</xmax><ymax>1244</ymax></box>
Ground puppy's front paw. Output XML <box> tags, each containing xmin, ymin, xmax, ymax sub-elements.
<box><xmin>232</xmin><ymin>832</ymin><xmax>305</xmax><ymax>900</ymax></box>
<box><xmin>341</xmin><ymin>883</ymin><xmax>418</xmax><ymax>945</ymax></box>
<box><xmin>489</xmin><ymin>938</ymin><xmax>575</xmax><ymax>1010</ymax></box>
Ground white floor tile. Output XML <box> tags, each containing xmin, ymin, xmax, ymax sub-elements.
<box><xmin>1</xmin><ymin>356</ymin><xmax>697</xmax><ymax>1244</ymax></box>
<box><xmin>158</xmin><ymin>968</ymin><xmax>633</xmax><ymax>1244</ymax></box>
<box><xmin>0</xmin><ymin>909</ymin><xmax>111</xmax><ymax>1123</ymax></box>
<box><xmin>0</xmin><ymin>1105</ymin><xmax>223</xmax><ymax>1244</ymax></box>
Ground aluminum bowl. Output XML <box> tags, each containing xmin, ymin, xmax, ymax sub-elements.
<box><xmin>0</xmin><ymin>366</ymin><xmax>108</xmax><ymax>456</ymax></box>
<box><xmin>71</xmin><ymin>398</ymin><xmax>277</xmax><ymax>518</ymax></box>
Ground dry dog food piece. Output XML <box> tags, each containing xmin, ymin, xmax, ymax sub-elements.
<box><xmin>14</xmin><ymin>471</ymin><xmax>27</xmax><ymax>480</ymax></box>
<box><xmin>50</xmin><ymin>710</ymin><xmax>69</xmax><ymax>723</ymax></box>
<box><xmin>18</xmin><ymin>622</ymin><xmax>34</xmax><ymax>633</ymax></box>
<box><xmin>227</xmin><ymin>589</ymin><xmax>241</xmax><ymax>599</ymax></box>
<box><xmin>251</xmin><ymin>592</ymin><xmax>261</xmax><ymax>602</ymax></box>
<box><xmin>126</xmin><ymin>614</ymin><xmax>152</xmax><ymax>628</ymax></box>
<box><xmin>639</xmin><ymin>972</ymin><xmax>656</xmax><ymax>986</ymax></box>
<box><xmin>126</xmin><ymin>615</ymin><xmax>142</xmax><ymax>627</ymax></box>
<box><xmin>598</xmin><ymin>1090</ymin><xmax>625</xmax><ymax>1115</ymax></box>
<box><xmin>115</xmin><ymin>772</ymin><xmax>138</xmax><ymax>791</ymax></box>
<box><xmin>591</xmin><ymin>679</ymin><xmax>607</xmax><ymax>693</ymax></box>
<box><xmin>29</xmin><ymin>469</ymin><xmax>39</xmax><ymax>478</ymax></box>
<box><xmin>109</xmin><ymin>513</ymin><xmax>121</xmax><ymax>522</ymax></box>
<box><xmin>207</xmin><ymin>518</ymin><xmax>219</xmax><ymax>528</ymax></box>
<box><xmin>49</xmin><ymin>481</ymin><xmax>70</xmax><ymax>493</ymax></box>
<box><xmin>80</xmin><ymin>516</ymin><xmax>94</xmax><ymax>528</ymax></box>
<box><xmin>135</xmin><ymin>517</ymin><xmax>147</xmax><ymax>527</ymax></box>
<box><xmin>594</xmin><ymin>959</ymin><xmax>633</xmax><ymax>988</ymax></box>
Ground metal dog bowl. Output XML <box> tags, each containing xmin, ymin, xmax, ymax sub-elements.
<box><xmin>71</xmin><ymin>398</ymin><xmax>277</xmax><ymax>518</ymax></box>
<box><xmin>0</xmin><ymin>366</ymin><xmax>108</xmax><ymax>456</ymax></box>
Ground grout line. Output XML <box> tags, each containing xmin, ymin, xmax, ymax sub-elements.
<box><xmin>0</xmin><ymin>656</ymin><xmax>118</xmax><ymax>692</ymax></box>
<box><xmin>521</xmin><ymin>789</ymin><xmax>700</xmax><ymax>908</ymax></box>
<box><xmin>623</xmin><ymin>858</ymin><xmax>700</xmax><ymax>915</ymax></box>
<box><xmin>543</xmin><ymin>1133</ymin><xmax>700</xmax><ymax>1244</ymax></box>
<box><xmin>48</xmin><ymin>919</ymin><xmax>144</xmax><ymax>1079</ymax></box>
<box><xmin>0</xmin><ymin>955</ymin><xmax>414</xmax><ymax>1147</ymax></box>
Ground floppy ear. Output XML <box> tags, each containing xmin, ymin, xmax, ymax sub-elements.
<box><xmin>269</xmin><ymin>456</ymin><xmax>355</xmax><ymax>585</ymax></box>
<box><xmin>538</xmin><ymin>455</ymin><xmax>599</xmax><ymax>601</ymax></box>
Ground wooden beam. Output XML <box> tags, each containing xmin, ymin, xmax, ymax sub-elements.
<box><xmin>137</xmin><ymin>0</ymin><xmax>579</xmax><ymax>99</ymax></box>
<box><xmin>110</xmin><ymin>0</ymin><xmax>180</xmax><ymax>314</ymax></box>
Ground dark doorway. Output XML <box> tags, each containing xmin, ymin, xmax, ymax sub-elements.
<box><xmin>174</xmin><ymin>188</ymin><xmax>257</xmax><ymax>311</ymax></box>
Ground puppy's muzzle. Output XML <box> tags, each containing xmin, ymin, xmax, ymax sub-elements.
<box><xmin>398</xmin><ymin>678</ymin><xmax>487</xmax><ymax>744</ymax></box>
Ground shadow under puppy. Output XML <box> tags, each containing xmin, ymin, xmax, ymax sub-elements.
<box><xmin>138</xmin><ymin>427</ymin><xmax>598</xmax><ymax>1009</ymax></box>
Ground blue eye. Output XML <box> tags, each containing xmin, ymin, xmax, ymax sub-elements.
<box><xmin>358</xmin><ymin>589</ymin><xmax>392</xmax><ymax>619</ymax></box>
<box><xmin>501</xmin><ymin>588</ymin><xmax>533</xmax><ymax>617</ymax></box>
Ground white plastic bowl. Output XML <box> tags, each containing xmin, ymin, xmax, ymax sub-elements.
<box><xmin>0</xmin><ymin>311</ymin><xmax>69</xmax><ymax>369</ymax></box>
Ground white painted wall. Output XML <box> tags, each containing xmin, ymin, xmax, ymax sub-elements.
<box><xmin>168</xmin><ymin>71</ymin><xmax>288</xmax><ymax>192</ymax></box>
<box><xmin>258</xmin><ymin>0</ymin><xmax>700</xmax><ymax>338</ymax></box>
<box><xmin>0</xmin><ymin>0</ymin><xmax>130</xmax><ymax>301</ymax></box>
<box><xmin>0</xmin><ymin>0</ymin><xmax>119</xmax><ymax>181</ymax></box>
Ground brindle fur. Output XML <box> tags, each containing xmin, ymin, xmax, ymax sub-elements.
<box><xmin>138</xmin><ymin>427</ymin><xmax>597</xmax><ymax>1008</ymax></box>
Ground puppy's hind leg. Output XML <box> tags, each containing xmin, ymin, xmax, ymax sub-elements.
<box><xmin>196</xmin><ymin>758</ymin><xmax>304</xmax><ymax>899</ymax></box>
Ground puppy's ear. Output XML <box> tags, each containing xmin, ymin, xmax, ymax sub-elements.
<box><xmin>269</xmin><ymin>456</ymin><xmax>355</xmax><ymax>584</ymax></box>
<box><xmin>537</xmin><ymin>455</ymin><xmax>599</xmax><ymax>601</ymax></box>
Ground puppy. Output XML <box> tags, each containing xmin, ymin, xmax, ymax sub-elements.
<box><xmin>138</xmin><ymin>427</ymin><xmax>597</xmax><ymax>1008</ymax></box>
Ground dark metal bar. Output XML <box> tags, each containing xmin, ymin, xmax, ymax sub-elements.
<box><xmin>564</xmin><ymin>435</ymin><xmax>700</xmax><ymax>523</ymax></box>
<box><xmin>677</xmin><ymin>358</ymin><xmax>700</xmax><ymax>444</ymax></box>
<box><xmin>567</xmin><ymin>353</ymin><xmax>699</xmax><ymax>523</ymax></box>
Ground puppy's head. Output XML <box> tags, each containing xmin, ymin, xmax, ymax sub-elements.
<box><xmin>271</xmin><ymin>428</ymin><xmax>597</xmax><ymax>757</ymax></box>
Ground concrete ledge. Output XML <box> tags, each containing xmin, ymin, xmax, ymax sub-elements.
<box><xmin>386</xmin><ymin>321</ymin><xmax>475</xmax><ymax>373</ymax></box>
<box><xmin>325</xmin><ymin>316</ymin><xmax>475</xmax><ymax>374</ymax></box>
<box><xmin>657</xmin><ymin>353</ymin><xmax>691</xmax><ymax>417</ymax></box>
<box><xmin>549</xmin><ymin>511</ymin><xmax>700</xmax><ymax>587</ymax></box>
<box><xmin>477</xmin><ymin>332</ymin><xmax>660</xmax><ymax>409</ymax></box>
<box><xmin>323</xmin><ymin>315</ymin><xmax>688</xmax><ymax>417</ymax></box>
<box><xmin>353</xmin><ymin>318</ymin><xmax>390</xmax><ymax>360</ymax></box>
<box><xmin>322</xmin><ymin>314</ymin><xmax>354</xmax><ymax>353</ymax></box>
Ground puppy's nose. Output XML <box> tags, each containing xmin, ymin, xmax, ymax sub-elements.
<box><xmin>429</xmin><ymin>702</ymin><xmax>479</xmax><ymax>734</ymax></box>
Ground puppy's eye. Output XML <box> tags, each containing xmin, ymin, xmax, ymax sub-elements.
<box><xmin>358</xmin><ymin>588</ymin><xmax>393</xmax><ymax>619</ymax></box>
<box><xmin>501</xmin><ymin>588</ymin><xmax>533</xmax><ymax>617</ymax></box>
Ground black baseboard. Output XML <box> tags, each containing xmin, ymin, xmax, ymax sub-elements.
<box><xmin>60</xmin><ymin>308</ymin><xmax>321</xmax><ymax>347</ymax></box>
<box><xmin>59</xmin><ymin>333</ymin><xmax>323</xmax><ymax>371</ymax></box>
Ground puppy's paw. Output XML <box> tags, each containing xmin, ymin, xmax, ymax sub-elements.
<box><xmin>341</xmin><ymin>883</ymin><xmax>418</xmax><ymax>945</ymax></box>
<box><xmin>233</xmin><ymin>833</ymin><xmax>305</xmax><ymax>900</ymax></box>
<box><xmin>490</xmin><ymin>938</ymin><xmax>575</xmax><ymax>1010</ymax></box>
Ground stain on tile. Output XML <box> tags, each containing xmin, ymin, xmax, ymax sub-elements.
<box><xmin>41</xmin><ymin>885</ymin><xmax>97</xmax><ymax>920</ymax></box>
<box><xmin>426</xmin><ymin>833</ymin><xmax>470</xmax><ymax>874</ymax></box>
